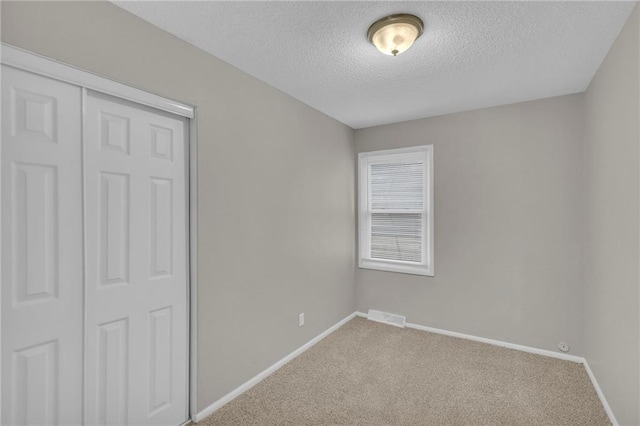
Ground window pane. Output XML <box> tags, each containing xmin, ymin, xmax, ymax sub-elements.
<box><xmin>371</xmin><ymin>213</ymin><xmax>422</xmax><ymax>263</ymax></box>
<box><xmin>371</xmin><ymin>162</ymin><xmax>423</xmax><ymax>210</ymax></box>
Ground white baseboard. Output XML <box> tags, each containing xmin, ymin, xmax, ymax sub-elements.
<box><xmin>358</xmin><ymin>310</ymin><xmax>617</xmax><ymax>425</ymax></box>
<box><xmin>192</xmin><ymin>311</ymin><xmax>357</xmax><ymax>422</ymax></box>
<box><xmin>583</xmin><ymin>360</ymin><xmax>619</xmax><ymax>426</ymax></box>
<box><xmin>412</xmin><ymin>324</ymin><xmax>584</xmax><ymax>363</ymax></box>
<box><xmin>357</xmin><ymin>311</ymin><xmax>583</xmax><ymax>362</ymax></box>
<box><xmin>194</xmin><ymin>311</ymin><xmax>617</xmax><ymax>426</ymax></box>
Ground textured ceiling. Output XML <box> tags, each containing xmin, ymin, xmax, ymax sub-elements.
<box><xmin>114</xmin><ymin>1</ymin><xmax>636</xmax><ymax>129</ymax></box>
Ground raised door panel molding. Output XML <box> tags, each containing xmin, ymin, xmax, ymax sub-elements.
<box><xmin>100</xmin><ymin>112</ymin><xmax>130</xmax><ymax>155</ymax></box>
<box><xmin>150</xmin><ymin>125</ymin><xmax>173</xmax><ymax>162</ymax></box>
<box><xmin>150</xmin><ymin>178</ymin><xmax>173</xmax><ymax>279</ymax></box>
<box><xmin>11</xmin><ymin>340</ymin><xmax>59</xmax><ymax>426</ymax></box>
<box><xmin>99</xmin><ymin>172</ymin><xmax>130</xmax><ymax>287</ymax></box>
<box><xmin>11</xmin><ymin>87</ymin><xmax>57</xmax><ymax>143</ymax></box>
<box><xmin>11</xmin><ymin>162</ymin><xmax>59</xmax><ymax>306</ymax></box>
<box><xmin>97</xmin><ymin>318</ymin><xmax>130</xmax><ymax>426</ymax></box>
<box><xmin>148</xmin><ymin>307</ymin><xmax>173</xmax><ymax>416</ymax></box>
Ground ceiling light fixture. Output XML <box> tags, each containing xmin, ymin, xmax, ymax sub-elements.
<box><xmin>367</xmin><ymin>14</ymin><xmax>424</xmax><ymax>57</ymax></box>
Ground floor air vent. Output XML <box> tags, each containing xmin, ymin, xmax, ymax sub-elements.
<box><xmin>367</xmin><ymin>309</ymin><xmax>406</xmax><ymax>328</ymax></box>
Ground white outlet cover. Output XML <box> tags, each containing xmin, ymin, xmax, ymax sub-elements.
<box><xmin>558</xmin><ymin>342</ymin><xmax>570</xmax><ymax>352</ymax></box>
<box><xmin>298</xmin><ymin>313</ymin><xmax>304</xmax><ymax>327</ymax></box>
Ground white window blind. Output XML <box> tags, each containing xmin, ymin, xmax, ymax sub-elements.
<box><xmin>358</xmin><ymin>146</ymin><xmax>434</xmax><ymax>276</ymax></box>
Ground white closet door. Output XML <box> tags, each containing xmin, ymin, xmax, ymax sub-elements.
<box><xmin>1</xmin><ymin>66</ymin><xmax>84</xmax><ymax>425</ymax></box>
<box><xmin>83</xmin><ymin>91</ymin><xmax>188</xmax><ymax>426</ymax></box>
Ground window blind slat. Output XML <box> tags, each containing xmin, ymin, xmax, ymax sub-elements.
<box><xmin>370</xmin><ymin>213</ymin><xmax>423</xmax><ymax>263</ymax></box>
<box><xmin>370</xmin><ymin>162</ymin><xmax>423</xmax><ymax>210</ymax></box>
<box><xmin>369</xmin><ymin>161</ymin><xmax>425</xmax><ymax>263</ymax></box>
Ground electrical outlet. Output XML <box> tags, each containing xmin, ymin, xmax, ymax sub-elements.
<box><xmin>558</xmin><ymin>342</ymin><xmax>570</xmax><ymax>353</ymax></box>
<box><xmin>298</xmin><ymin>313</ymin><xmax>305</xmax><ymax>327</ymax></box>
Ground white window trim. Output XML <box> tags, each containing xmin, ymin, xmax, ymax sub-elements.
<box><xmin>358</xmin><ymin>145</ymin><xmax>434</xmax><ymax>277</ymax></box>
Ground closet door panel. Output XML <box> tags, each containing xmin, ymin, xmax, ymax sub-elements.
<box><xmin>1</xmin><ymin>66</ymin><xmax>84</xmax><ymax>425</ymax></box>
<box><xmin>84</xmin><ymin>91</ymin><xmax>188</xmax><ymax>426</ymax></box>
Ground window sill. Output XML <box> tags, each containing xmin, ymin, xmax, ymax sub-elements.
<box><xmin>359</xmin><ymin>259</ymin><xmax>434</xmax><ymax>277</ymax></box>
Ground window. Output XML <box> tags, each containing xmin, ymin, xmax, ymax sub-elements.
<box><xmin>358</xmin><ymin>145</ymin><xmax>434</xmax><ymax>276</ymax></box>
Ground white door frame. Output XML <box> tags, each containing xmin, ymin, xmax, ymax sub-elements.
<box><xmin>0</xmin><ymin>43</ymin><xmax>199</xmax><ymax>423</ymax></box>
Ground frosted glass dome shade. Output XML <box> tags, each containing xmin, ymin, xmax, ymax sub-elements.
<box><xmin>367</xmin><ymin>14</ymin><xmax>424</xmax><ymax>57</ymax></box>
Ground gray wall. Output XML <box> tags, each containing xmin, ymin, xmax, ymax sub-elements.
<box><xmin>0</xmin><ymin>1</ymin><xmax>356</xmax><ymax>411</ymax></box>
<box><xmin>3</xmin><ymin>0</ymin><xmax>639</xmax><ymax>423</ymax></box>
<box><xmin>583</xmin><ymin>4</ymin><xmax>640</xmax><ymax>425</ymax></box>
<box><xmin>355</xmin><ymin>94</ymin><xmax>585</xmax><ymax>355</ymax></box>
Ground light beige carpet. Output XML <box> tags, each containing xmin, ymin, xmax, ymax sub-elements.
<box><xmin>200</xmin><ymin>317</ymin><xmax>609</xmax><ymax>425</ymax></box>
